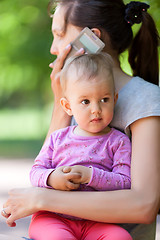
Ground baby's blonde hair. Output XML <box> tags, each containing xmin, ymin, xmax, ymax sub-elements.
<box><xmin>60</xmin><ymin>52</ymin><xmax>114</xmax><ymax>95</ymax></box>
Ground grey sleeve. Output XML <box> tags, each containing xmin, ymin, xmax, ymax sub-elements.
<box><xmin>110</xmin><ymin>77</ymin><xmax>160</xmax><ymax>136</ymax></box>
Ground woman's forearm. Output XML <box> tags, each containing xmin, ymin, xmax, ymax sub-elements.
<box><xmin>3</xmin><ymin>185</ymin><xmax>158</xmax><ymax>227</ymax></box>
<box><xmin>45</xmin><ymin>44</ymin><xmax>74</xmax><ymax>140</ymax></box>
<box><xmin>45</xmin><ymin>103</ymin><xmax>71</xmax><ymax>140</ymax></box>
<box><xmin>39</xmin><ymin>188</ymin><xmax>158</xmax><ymax>224</ymax></box>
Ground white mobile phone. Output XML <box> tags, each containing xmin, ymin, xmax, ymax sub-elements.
<box><xmin>66</xmin><ymin>27</ymin><xmax>105</xmax><ymax>61</ymax></box>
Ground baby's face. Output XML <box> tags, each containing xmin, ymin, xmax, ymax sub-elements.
<box><xmin>66</xmin><ymin>73</ymin><xmax>117</xmax><ymax>135</ymax></box>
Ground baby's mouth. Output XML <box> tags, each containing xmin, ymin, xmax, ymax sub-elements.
<box><xmin>91</xmin><ymin>117</ymin><xmax>102</xmax><ymax>123</ymax></box>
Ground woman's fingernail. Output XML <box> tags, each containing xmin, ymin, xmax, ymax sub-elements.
<box><xmin>66</xmin><ymin>44</ymin><xmax>71</xmax><ymax>49</ymax></box>
<box><xmin>78</xmin><ymin>48</ymin><xmax>84</xmax><ymax>53</ymax></box>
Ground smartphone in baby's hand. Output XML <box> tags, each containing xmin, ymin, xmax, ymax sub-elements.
<box><xmin>65</xmin><ymin>27</ymin><xmax>105</xmax><ymax>62</ymax></box>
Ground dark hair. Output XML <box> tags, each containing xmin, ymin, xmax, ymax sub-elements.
<box><xmin>48</xmin><ymin>0</ymin><xmax>159</xmax><ymax>85</ymax></box>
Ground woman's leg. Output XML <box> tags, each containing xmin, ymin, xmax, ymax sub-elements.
<box><xmin>28</xmin><ymin>212</ymin><xmax>77</xmax><ymax>240</ymax></box>
<box><xmin>82</xmin><ymin>221</ymin><xmax>132</xmax><ymax>240</ymax></box>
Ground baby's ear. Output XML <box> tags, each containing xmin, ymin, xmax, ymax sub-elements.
<box><xmin>60</xmin><ymin>98</ymin><xmax>73</xmax><ymax>116</ymax></box>
<box><xmin>114</xmin><ymin>92</ymin><xmax>118</xmax><ymax>105</ymax></box>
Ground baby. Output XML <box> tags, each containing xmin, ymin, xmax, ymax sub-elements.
<box><xmin>29</xmin><ymin>53</ymin><xmax>132</xmax><ymax>240</ymax></box>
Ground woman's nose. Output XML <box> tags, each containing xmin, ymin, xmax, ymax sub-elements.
<box><xmin>50</xmin><ymin>41</ymin><xmax>58</xmax><ymax>56</ymax></box>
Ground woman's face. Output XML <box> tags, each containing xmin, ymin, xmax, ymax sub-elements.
<box><xmin>50</xmin><ymin>5</ymin><xmax>82</xmax><ymax>56</ymax></box>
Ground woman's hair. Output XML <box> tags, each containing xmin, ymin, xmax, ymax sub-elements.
<box><xmin>48</xmin><ymin>0</ymin><xmax>159</xmax><ymax>85</ymax></box>
<box><xmin>60</xmin><ymin>53</ymin><xmax>114</xmax><ymax>93</ymax></box>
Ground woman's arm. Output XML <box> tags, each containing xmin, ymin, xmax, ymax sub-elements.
<box><xmin>45</xmin><ymin>44</ymin><xmax>72</xmax><ymax>140</ymax></box>
<box><xmin>46</xmin><ymin>103</ymin><xmax>71</xmax><ymax>140</ymax></box>
<box><xmin>45</xmin><ymin>45</ymin><xmax>84</xmax><ymax>140</ymax></box>
<box><xmin>2</xmin><ymin>116</ymin><xmax>160</xmax><ymax>227</ymax></box>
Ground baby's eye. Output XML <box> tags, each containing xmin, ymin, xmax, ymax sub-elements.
<box><xmin>81</xmin><ymin>99</ymin><xmax>90</xmax><ymax>105</ymax></box>
<box><xmin>101</xmin><ymin>98</ymin><xmax>109</xmax><ymax>103</ymax></box>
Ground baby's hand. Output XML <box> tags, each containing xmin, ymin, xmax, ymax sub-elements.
<box><xmin>47</xmin><ymin>166</ymin><xmax>81</xmax><ymax>191</ymax></box>
<box><xmin>63</xmin><ymin>165</ymin><xmax>92</xmax><ymax>185</ymax></box>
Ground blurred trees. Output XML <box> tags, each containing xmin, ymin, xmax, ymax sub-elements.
<box><xmin>0</xmin><ymin>0</ymin><xmax>159</xmax><ymax>110</ymax></box>
<box><xmin>0</xmin><ymin>0</ymin><xmax>159</xmax><ymax>157</ymax></box>
<box><xmin>0</xmin><ymin>0</ymin><xmax>53</xmax><ymax>109</ymax></box>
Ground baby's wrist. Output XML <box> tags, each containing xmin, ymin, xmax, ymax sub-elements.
<box><xmin>47</xmin><ymin>170</ymin><xmax>55</xmax><ymax>188</ymax></box>
<box><xmin>83</xmin><ymin>167</ymin><xmax>92</xmax><ymax>184</ymax></box>
<box><xmin>87</xmin><ymin>167</ymin><xmax>92</xmax><ymax>183</ymax></box>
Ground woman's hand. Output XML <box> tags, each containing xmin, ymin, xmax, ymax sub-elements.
<box><xmin>46</xmin><ymin>46</ymin><xmax>85</xmax><ymax>137</ymax></box>
<box><xmin>49</xmin><ymin>45</ymin><xmax>84</xmax><ymax>101</ymax></box>
<box><xmin>1</xmin><ymin>187</ymin><xmax>44</xmax><ymax>227</ymax></box>
<box><xmin>49</xmin><ymin>44</ymin><xmax>71</xmax><ymax>100</ymax></box>
<box><xmin>47</xmin><ymin>166</ymin><xmax>81</xmax><ymax>190</ymax></box>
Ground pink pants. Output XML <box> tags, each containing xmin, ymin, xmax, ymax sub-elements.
<box><xmin>29</xmin><ymin>211</ymin><xmax>132</xmax><ymax>240</ymax></box>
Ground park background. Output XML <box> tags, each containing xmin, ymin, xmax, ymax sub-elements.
<box><xmin>0</xmin><ymin>0</ymin><xmax>160</xmax><ymax>159</ymax></box>
<box><xmin>0</xmin><ymin>0</ymin><xmax>160</xmax><ymax>238</ymax></box>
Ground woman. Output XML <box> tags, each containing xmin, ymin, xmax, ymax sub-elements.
<box><xmin>2</xmin><ymin>0</ymin><xmax>160</xmax><ymax>239</ymax></box>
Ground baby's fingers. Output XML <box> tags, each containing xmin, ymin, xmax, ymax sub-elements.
<box><xmin>63</xmin><ymin>166</ymin><xmax>72</xmax><ymax>173</ymax></box>
<box><xmin>67</xmin><ymin>172</ymin><xmax>81</xmax><ymax>182</ymax></box>
<box><xmin>66</xmin><ymin>180</ymin><xmax>80</xmax><ymax>190</ymax></box>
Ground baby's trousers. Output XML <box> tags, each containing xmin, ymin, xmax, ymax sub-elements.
<box><xmin>29</xmin><ymin>211</ymin><xmax>132</xmax><ymax>240</ymax></box>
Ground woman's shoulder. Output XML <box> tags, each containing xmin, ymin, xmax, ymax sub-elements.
<box><xmin>120</xmin><ymin>76</ymin><xmax>160</xmax><ymax>97</ymax></box>
<box><xmin>118</xmin><ymin>76</ymin><xmax>160</xmax><ymax>110</ymax></box>
<box><xmin>118</xmin><ymin>76</ymin><xmax>160</xmax><ymax>107</ymax></box>
<box><xmin>110</xmin><ymin>77</ymin><xmax>160</xmax><ymax>136</ymax></box>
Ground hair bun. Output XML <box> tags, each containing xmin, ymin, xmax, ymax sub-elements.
<box><xmin>125</xmin><ymin>1</ymin><xmax>150</xmax><ymax>25</ymax></box>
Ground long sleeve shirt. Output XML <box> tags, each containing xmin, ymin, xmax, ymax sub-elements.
<box><xmin>30</xmin><ymin>126</ymin><xmax>131</xmax><ymax>191</ymax></box>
